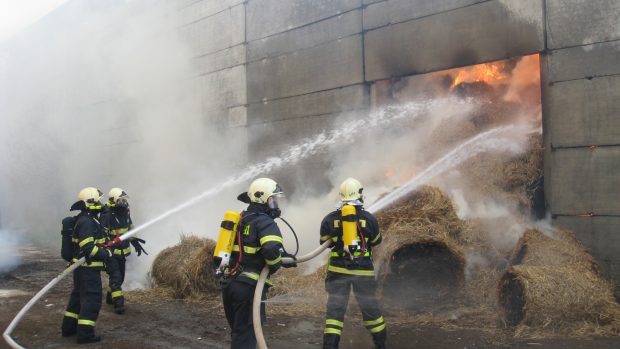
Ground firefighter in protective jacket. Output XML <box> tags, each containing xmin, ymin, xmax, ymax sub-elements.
<box><xmin>100</xmin><ymin>188</ymin><xmax>146</xmax><ymax>314</ymax></box>
<box><xmin>61</xmin><ymin>187</ymin><xmax>111</xmax><ymax>344</ymax></box>
<box><xmin>222</xmin><ymin>178</ymin><xmax>295</xmax><ymax>349</ymax></box>
<box><xmin>320</xmin><ymin>178</ymin><xmax>386</xmax><ymax>349</ymax></box>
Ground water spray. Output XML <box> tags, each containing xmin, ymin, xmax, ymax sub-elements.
<box><xmin>3</xmin><ymin>99</ymin><xmax>454</xmax><ymax>348</ymax></box>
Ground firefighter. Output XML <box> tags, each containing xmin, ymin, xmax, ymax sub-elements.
<box><xmin>61</xmin><ymin>187</ymin><xmax>111</xmax><ymax>344</ymax></box>
<box><xmin>320</xmin><ymin>178</ymin><xmax>386</xmax><ymax>349</ymax></box>
<box><xmin>100</xmin><ymin>188</ymin><xmax>146</xmax><ymax>314</ymax></box>
<box><xmin>222</xmin><ymin>177</ymin><xmax>295</xmax><ymax>349</ymax></box>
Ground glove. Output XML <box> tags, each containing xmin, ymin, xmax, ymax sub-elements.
<box><xmin>106</xmin><ymin>236</ymin><xmax>122</xmax><ymax>248</ymax></box>
<box><xmin>281</xmin><ymin>251</ymin><xmax>297</xmax><ymax>268</ymax></box>
<box><xmin>131</xmin><ymin>238</ymin><xmax>148</xmax><ymax>256</ymax></box>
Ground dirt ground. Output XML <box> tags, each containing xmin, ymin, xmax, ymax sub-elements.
<box><xmin>2</xmin><ymin>245</ymin><xmax>620</xmax><ymax>349</ymax></box>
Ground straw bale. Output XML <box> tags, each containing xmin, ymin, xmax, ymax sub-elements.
<box><xmin>151</xmin><ymin>235</ymin><xmax>219</xmax><ymax>299</ymax></box>
<box><xmin>375</xmin><ymin>185</ymin><xmax>464</xmax><ymax>239</ymax></box>
<box><xmin>509</xmin><ymin>229</ymin><xmax>600</xmax><ymax>274</ymax></box>
<box><xmin>498</xmin><ymin>265</ymin><xmax>620</xmax><ymax>335</ymax></box>
<box><xmin>374</xmin><ymin>222</ymin><xmax>466</xmax><ymax>309</ymax></box>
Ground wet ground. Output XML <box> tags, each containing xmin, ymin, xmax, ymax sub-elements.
<box><xmin>2</xmin><ymin>245</ymin><xmax>620</xmax><ymax>349</ymax></box>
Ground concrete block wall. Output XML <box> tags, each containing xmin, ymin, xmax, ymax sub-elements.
<box><xmin>541</xmin><ymin>0</ymin><xmax>620</xmax><ymax>289</ymax></box>
<box><xmin>177</xmin><ymin>0</ymin><xmax>620</xmax><ymax>288</ymax></box>
<box><xmin>177</xmin><ymin>0</ymin><xmax>249</xmax><ymax>162</ymax></box>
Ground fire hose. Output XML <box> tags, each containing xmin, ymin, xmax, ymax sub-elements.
<box><xmin>252</xmin><ymin>240</ymin><xmax>332</xmax><ymax>349</ymax></box>
<box><xmin>3</xmin><ymin>233</ymin><xmax>137</xmax><ymax>348</ymax></box>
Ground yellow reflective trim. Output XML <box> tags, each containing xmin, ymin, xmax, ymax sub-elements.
<box><xmin>111</xmin><ymin>290</ymin><xmax>124</xmax><ymax>298</ymax></box>
<box><xmin>113</xmin><ymin>228</ymin><xmax>128</xmax><ymax>235</ymax></box>
<box><xmin>333</xmin><ymin>220</ymin><xmax>340</xmax><ymax>228</ymax></box>
<box><xmin>331</xmin><ymin>251</ymin><xmax>370</xmax><ymax>257</ymax></box>
<box><xmin>360</xmin><ymin>219</ymin><xmax>366</xmax><ymax>228</ymax></box>
<box><xmin>71</xmin><ymin>238</ymin><xmax>79</xmax><ymax>243</ymax></box>
<box><xmin>370</xmin><ymin>233</ymin><xmax>381</xmax><ymax>244</ymax></box>
<box><xmin>232</xmin><ymin>245</ymin><xmax>261</xmax><ymax>254</ymax></box>
<box><xmin>320</xmin><ymin>235</ymin><xmax>331</xmax><ymax>242</ymax></box>
<box><xmin>370</xmin><ymin>323</ymin><xmax>386</xmax><ymax>333</ymax></box>
<box><xmin>241</xmin><ymin>271</ymin><xmax>259</xmax><ymax>280</ymax></box>
<box><xmin>78</xmin><ymin>319</ymin><xmax>96</xmax><ymax>326</ymax></box>
<box><xmin>89</xmin><ymin>246</ymin><xmax>99</xmax><ymax>257</ymax></box>
<box><xmin>240</xmin><ymin>272</ymin><xmax>272</xmax><ymax>286</ymax></box>
<box><xmin>94</xmin><ymin>238</ymin><xmax>106</xmax><ymax>244</ymax></box>
<box><xmin>78</xmin><ymin>261</ymin><xmax>104</xmax><ymax>267</ymax></box>
<box><xmin>327</xmin><ymin>265</ymin><xmax>375</xmax><ymax>277</ymax></box>
<box><xmin>265</xmin><ymin>256</ymin><xmax>281</xmax><ymax>266</ymax></box>
<box><xmin>64</xmin><ymin>311</ymin><xmax>79</xmax><ymax>319</ymax></box>
<box><xmin>324</xmin><ymin>328</ymin><xmax>342</xmax><ymax>335</ymax></box>
<box><xmin>259</xmin><ymin>235</ymin><xmax>283</xmax><ymax>245</ymax></box>
<box><xmin>114</xmin><ymin>247</ymin><xmax>131</xmax><ymax>255</ymax></box>
<box><xmin>331</xmin><ymin>236</ymin><xmax>338</xmax><ymax>242</ymax></box>
<box><xmin>326</xmin><ymin>319</ymin><xmax>343</xmax><ymax>327</ymax></box>
<box><xmin>79</xmin><ymin>237</ymin><xmax>94</xmax><ymax>247</ymax></box>
<box><xmin>363</xmin><ymin>316</ymin><xmax>384</xmax><ymax>326</ymax></box>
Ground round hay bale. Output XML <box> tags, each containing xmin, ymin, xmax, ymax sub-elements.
<box><xmin>509</xmin><ymin>229</ymin><xmax>600</xmax><ymax>274</ymax></box>
<box><xmin>186</xmin><ymin>239</ymin><xmax>219</xmax><ymax>296</ymax></box>
<box><xmin>374</xmin><ymin>222</ymin><xmax>465</xmax><ymax>310</ymax></box>
<box><xmin>374</xmin><ymin>185</ymin><xmax>464</xmax><ymax>239</ymax></box>
<box><xmin>498</xmin><ymin>265</ymin><xmax>620</xmax><ymax>331</ymax></box>
<box><xmin>151</xmin><ymin>235</ymin><xmax>218</xmax><ymax>299</ymax></box>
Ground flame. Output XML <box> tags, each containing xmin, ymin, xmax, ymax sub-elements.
<box><xmin>449</xmin><ymin>61</ymin><xmax>510</xmax><ymax>89</ymax></box>
<box><xmin>384</xmin><ymin>166</ymin><xmax>416</xmax><ymax>181</ymax></box>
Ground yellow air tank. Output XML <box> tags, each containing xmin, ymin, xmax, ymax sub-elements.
<box><xmin>341</xmin><ymin>204</ymin><xmax>360</xmax><ymax>256</ymax></box>
<box><xmin>214</xmin><ymin>211</ymin><xmax>241</xmax><ymax>271</ymax></box>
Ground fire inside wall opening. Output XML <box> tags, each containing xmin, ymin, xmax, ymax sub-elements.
<box><xmin>372</xmin><ymin>54</ymin><xmax>544</xmax><ymax>311</ymax></box>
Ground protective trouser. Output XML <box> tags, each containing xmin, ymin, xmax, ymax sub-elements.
<box><xmin>323</xmin><ymin>273</ymin><xmax>386</xmax><ymax>349</ymax></box>
<box><xmin>222</xmin><ymin>280</ymin><xmax>267</xmax><ymax>349</ymax></box>
<box><xmin>61</xmin><ymin>267</ymin><xmax>102</xmax><ymax>341</ymax></box>
<box><xmin>106</xmin><ymin>256</ymin><xmax>125</xmax><ymax>311</ymax></box>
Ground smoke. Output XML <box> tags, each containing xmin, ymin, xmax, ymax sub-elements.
<box><xmin>0</xmin><ymin>230</ymin><xmax>23</xmax><ymax>274</ymax></box>
<box><xmin>0</xmin><ymin>0</ymin><xmax>237</xmax><ymax>285</ymax></box>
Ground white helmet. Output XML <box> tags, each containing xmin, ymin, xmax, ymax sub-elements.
<box><xmin>108</xmin><ymin>187</ymin><xmax>129</xmax><ymax>204</ymax></box>
<box><xmin>78</xmin><ymin>187</ymin><xmax>103</xmax><ymax>210</ymax></box>
<box><xmin>248</xmin><ymin>178</ymin><xmax>283</xmax><ymax>204</ymax></box>
<box><xmin>339</xmin><ymin>177</ymin><xmax>364</xmax><ymax>202</ymax></box>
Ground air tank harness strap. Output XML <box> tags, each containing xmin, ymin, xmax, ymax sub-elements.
<box><xmin>229</xmin><ymin>212</ymin><xmax>259</xmax><ymax>276</ymax></box>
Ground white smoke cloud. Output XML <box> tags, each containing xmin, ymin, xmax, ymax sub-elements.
<box><xmin>0</xmin><ymin>230</ymin><xmax>23</xmax><ymax>274</ymax></box>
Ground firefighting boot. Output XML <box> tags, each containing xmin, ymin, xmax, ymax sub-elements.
<box><xmin>77</xmin><ymin>325</ymin><xmax>101</xmax><ymax>344</ymax></box>
<box><xmin>113</xmin><ymin>297</ymin><xmax>125</xmax><ymax>315</ymax></box>
<box><xmin>372</xmin><ymin>331</ymin><xmax>386</xmax><ymax>349</ymax></box>
<box><xmin>323</xmin><ymin>333</ymin><xmax>341</xmax><ymax>349</ymax></box>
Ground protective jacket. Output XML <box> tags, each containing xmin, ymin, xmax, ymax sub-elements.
<box><xmin>100</xmin><ymin>203</ymin><xmax>134</xmax><ymax>258</ymax></box>
<box><xmin>72</xmin><ymin>210</ymin><xmax>109</xmax><ymax>269</ymax></box>
<box><xmin>230</xmin><ymin>203</ymin><xmax>284</xmax><ymax>286</ymax></box>
<box><xmin>319</xmin><ymin>206</ymin><xmax>382</xmax><ymax>277</ymax></box>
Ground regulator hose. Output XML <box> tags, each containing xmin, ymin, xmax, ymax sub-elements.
<box><xmin>253</xmin><ymin>240</ymin><xmax>332</xmax><ymax>349</ymax></box>
<box><xmin>277</xmin><ymin>216</ymin><xmax>299</xmax><ymax>256</ymax></box>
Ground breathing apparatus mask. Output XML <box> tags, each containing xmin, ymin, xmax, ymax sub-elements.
<box><xmin>266</xmin><ymin>195</ymin><xmax>282</xmax><ymax>218</ymax></box>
